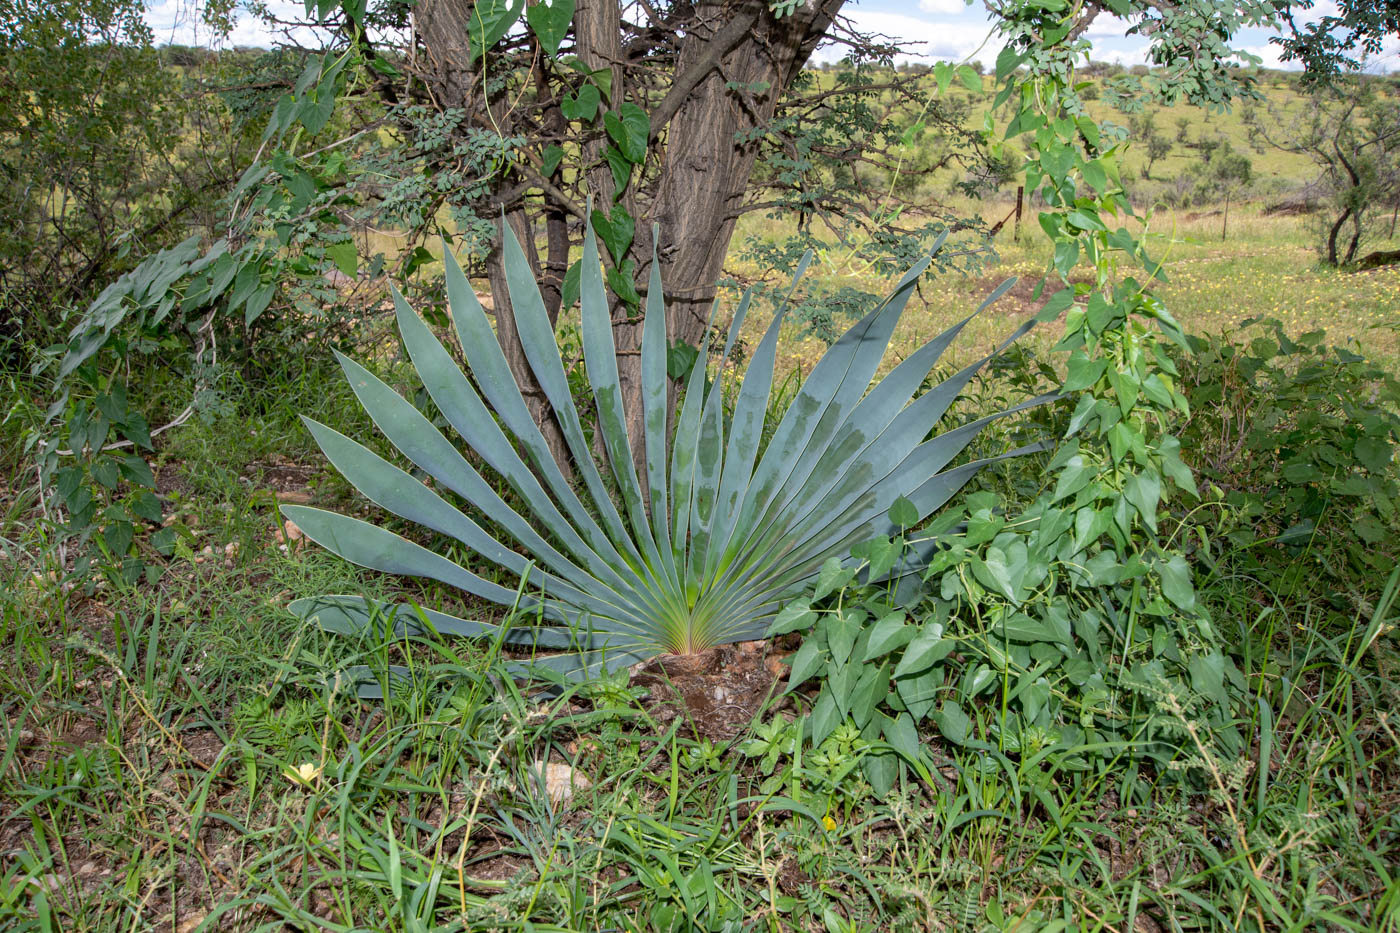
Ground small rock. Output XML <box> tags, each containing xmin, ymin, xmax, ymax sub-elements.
<box><xmin>530</xmin><ymin>760</ymin><xmax>590</xmax><ymax>806</ymax></box>
<box><xmin>274</xmin><ymin>519</ymin><xmax>306</xmax><ymax>552</ymax></box>
<box><xmin>176</xmin><ymin>911</ymin><xmax>207</xmax><ymax>933</ymax></box>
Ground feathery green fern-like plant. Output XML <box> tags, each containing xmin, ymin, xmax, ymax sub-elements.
<box><xmin>286</xmin><ymin>219</ymin><xmax>1044</xmax><ymax>683</ymax></box>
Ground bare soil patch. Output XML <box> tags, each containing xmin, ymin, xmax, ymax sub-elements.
<box><xmin>630</xmin><ymin>641</ymin><xmax>786</xmax><ymax>742</ymax></box>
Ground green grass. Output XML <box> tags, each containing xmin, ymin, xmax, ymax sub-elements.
<box><xmin>727</xmin><ymin>202</ymin><xmax>1400</xmax><ymax>383</ymax></box>
<box><xmin>4</xmin><ymin>179</ymin><xmax>1400</xmax><ymax>932</ymax></box>
<box><xmin>2</xmin><ymin>466</ymin><xmax>1396</xmax><ymax>930</ymax></box>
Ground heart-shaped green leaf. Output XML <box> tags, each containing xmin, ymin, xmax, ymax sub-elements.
<box><xmin>863</xmin><ymin>611</ymin><xmax>912</xmax><ymax>661</ymax></box>
<box><xmin>894</xmin><ymin>627</ymin><xmax>954</xmax><ymax>678</ymax></box>
<box><xmin>766</xmin><ymin>601</ymin><xmax>816</xmax><ymax>637</ymax></box>
<box><xmin>786</xmin><ymin>639</ymin><xmax>824</xmax><ymax>689</ymax></box>
<box><xmin>525</xmin><ymin>0</ymin><xmax>573</xmax><ymax>57</ymax></box>
<box><xmin>590</xmin><ymin>205</ymin><xmax>634</xmax><ymax>265</ymax></box>
<box><xmin>561</xmin><ymin>83</ymin><xmax>600</xmax><ymax>121</ymax></box>
<box><xmin>540</xmin><ymin>144</ymin><xmax>565</xmax><ymax>177</ymax></box>
<box><xmin>467</xmin><ymin>0</ymin><xmax>524</xmax><ymax>62</ymax></box>
<box><xmin>604</xmin><ymin>102</ymin><xmax>649</xmax><ymax>164</ymax></box>
<box><xmin>603</xmin><ymin>145</ymin><xmax>632</xmax><ymax>194</ymax></box>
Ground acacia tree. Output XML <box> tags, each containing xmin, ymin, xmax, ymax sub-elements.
<box><xmin>0</xmin><ymin>0</ymin><xmax>245</xmax><ymax>353</ymax></box>
<box><xmin>1250</xmin><ymin>79</ymin><xmax>1400</xmax><ymax>264</ymax></box>
<box><xmin>117</xmin><ymin>0</ymin><xmax>1289</xmax><ymax>474</ymax></box>
<box><xmin>1274</xmin><ymin>0</ymin><xmax>1400</xmax><ymax>79</ymax></box>
<box><xmin>1197</xmin><ymin>142</ymin><xmax>1252</xmax><ymax>239</ymax></box>
<box><xmin>413</xmin><ymin>1</ymin><xmax>847</xmax><ymax>463</ymax></box>
<box><xmin>324</xmin><ymin>0</ymin><xmax>1005</xmax><ymax>470</ymax></box>
<box><xmin>337</xmin><ymin>0</ymin><xmax>1283</xmax><ymax>466</ymax></box>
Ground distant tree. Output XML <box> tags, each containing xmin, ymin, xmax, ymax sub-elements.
<box><xmin>1275</xmin><ymin>0</ymin><xmax>1400</xmax><ymax>80</ymax></box>
<box><xmin>1130</xmin><ymin>108</ymin><xmax>1172</xmax><ymax>178</ymax></box>
<box><xmin>1250</xmin><ymin>78</ymin><xmax>1400</xmax><ymax>264</ymax></box>
<box><xmin>0</xmin><ymin>0</ymin><xmax>252</xmax><ymax>355</ymax></box>
<box><xmin>1195</xmin><ymin>143</ymin><xmax>1253</xmax><ymax>239</ymax></box>
<box><xmin>1175</xmin><ymin>116</ymin><xmax>1191</xmax><ymax>143</ymax></box>
<box><xmin>1143</xmin><ymin>132</ymin><xmax>1173</xmax><ymax>178</ymax></box>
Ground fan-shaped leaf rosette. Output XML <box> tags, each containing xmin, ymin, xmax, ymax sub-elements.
<box><xmin>287</xmin><ymin>219</ymin><xmax>1047</xmax><ymax>682</ymax></box>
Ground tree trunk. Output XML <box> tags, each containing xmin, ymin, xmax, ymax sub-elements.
<box><xmin>1327</xmin><ymin>206</ymin><xmax>1351</xmax><ymax>266</ymax></box>
<box><xmin>1332</xmin><ymin>137</ymin><xmax>1363</xmax><ymax>266</ymax></box>
<box><xmin>637</xmin><ymin>1</ymin><xmax>841</xmax><ymax>442</ymax></box>
<box><xmin>1345</xmin><ymin>211</ymin><xmax>1362</xmax><ymax>265</ymax></box>
<box><xmin>412</xmin><ymin>0</ymin><xmax>845</xmax><ymax>480</ymax></box>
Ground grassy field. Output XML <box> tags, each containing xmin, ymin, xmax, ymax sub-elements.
<box><xmin>2</xmin><ymin>191</ymin><xmax>1399</xmax><ymax>931</ymax></box>
<box><xmin>4</xmin><ymin>55</ymin><xmax>1400</xmax><ymax>930</ymax></box>
<box><xmin>727</xmin><ymin>202</ymin><xmax>1400</xmax><ymax>382</ymax></box>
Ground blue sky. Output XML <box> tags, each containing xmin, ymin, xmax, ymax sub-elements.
<box><xmin>821</xmin><ymin>0</ymin><xmax>1396</xmax><ymax>71</ymax></box>
<box><xmin>145</xmin><ymin>0</ymin><xmax>1397</xmax><ymax>72</ymax></box>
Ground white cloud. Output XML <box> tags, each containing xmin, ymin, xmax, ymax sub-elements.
<box><xmin>918</xmin><ymin>0</ymin><xmax>973</xmax><ymax>14</ymax></box>
<box><xmin>818</xmin><ymin>9</ymin><xmax>1001</xmax><ymax>67</ymax></box>
<box><xmin>1083</xmin><ymin>13</ymin><xmax>1137</xmax><ymax>41</ymax></box>
<box><xmin>1240</xmin><ymin>43</ymin><xmax>1289</xmax><ymax>70</ymax></box>
<box><xmin>1289</xmin><ymin>0</ymin><xmax>1340</xmax><ymax>27</ymax></box>
<box><xmin>1096</xmin><ymin>46</ymin><xmax>1150</xmax><ymax>67</ymax></box>
<box><xmin>145</xmin><ymin>0</ymin><xmax>321</xmax><ymax>48</ymax></box>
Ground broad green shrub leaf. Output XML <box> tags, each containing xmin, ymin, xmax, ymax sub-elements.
<box><xmin>787</xmin><ymin>639</ymin><xmax>824</xmax><ymax>688</ymax></box>
<box><xmin>467</xmin><ymin>0</ymin><xmax>525</xmax><ymax>62</ymax></box>
<box><xmin>288</xmin><ymin>219</ymin><xmax>1039</xmax><ymax>678</ymax></box>
<box><xmin>325</xmin><ymin>241</ymin><xmax>357</xmax><ymax>277</ymax></box>
<box><xmin>813</xmin><ymin>558</ymin><xmax>855</xmax><ymax>601</ymax></box>
<box><xmin>889</xmin><ymin>495</ymin><xmax>918</xmax><ymax>528</ymax></box>
<box><xmin>882</xmin><ymin>712</ymin><xmax>921</xmax><ymax>762</ymax></box>
<box><xmin>525</xmin><ymin>0</ymin><xmax>573</xmax><ymax>57</ymax></box>
<box><xmin>1355</xmin><ymin>436</ymin><xmax>1392</xmax><ymax>473</ymax></box>
<box><xmin>850</xmin><ymin>661</ymin><xmax>890</xmax><ymax>727</ymax></box>
<box><xmin>863</xmin><ymin>612</ymin><xmax>912</xmax><ymax>660</ymax></box>
<box><xmin>1124</xmin><ymin>468</ymin><xmax>1161</xmax><ymax>532</ymax></box>
<box><xmin>561</xmin><ymin>84</ymin><xmax>600</xmax><ymax>121</ymax></box>
<box><xmin>1158</xmin><ymin>554</ymin><xmax>1195</xmax><ymax>611</ymax></box>
<box><xmin>603</xmin><ymin>102</ymin><xmax>649</xmax><ymax>164</ymax></box>
<box><xmin>541</xmin><ymin>144</ymin><xmax>565</xmax><ymax>176</ymax></box>
<box><xmin>825</xmin><ymin>610</ymin><xmax>860</xmax><ymax>666</ymax></box>
<box><xmin>590</xmin><ymin>206</ymin><xmax>633</xmax><ymax>264</ymax></box>
<box><xmin>603</xmin><ymin>145</ymin><xmax>632</xmax><ymax>192</ymax></box>
<box><xmin>894</xmin><ymin>628</ymin><xmax>954</xmax><ymax>677</ymax></box>
<box><xmin>766</xmin><ymin>602</ymin><xmax>816</xmax><ymax>637</ymax></box>
<box><xmin>938</xmin><ymin>702</ymin><xmax>972</xmax><ymax>744</ymax></box>
<box><xmin>811</xmin><ymin>691</ymin><xmax>840</xmax><ymax>746</ymax></box>
<box><xmin>897</xmin><ymin>667</ymin><xmax>940</xmax><ymax>720</ymax></box>
<box><xmin>862</xmin><ymin>750</ymin><xmax>898</xmax><ymax>798</ymax></box>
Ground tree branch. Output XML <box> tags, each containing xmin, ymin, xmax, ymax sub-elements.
<box><xmin>647</xmin><ymin>9</ymin><xmax>763</xmax><ymax>138</ymax></box>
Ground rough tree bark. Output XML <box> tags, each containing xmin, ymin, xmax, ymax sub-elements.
<box><xmin>411</xmin><ymin>0</ymin><xmax>844</xmax><ymax>478</ymax></box>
